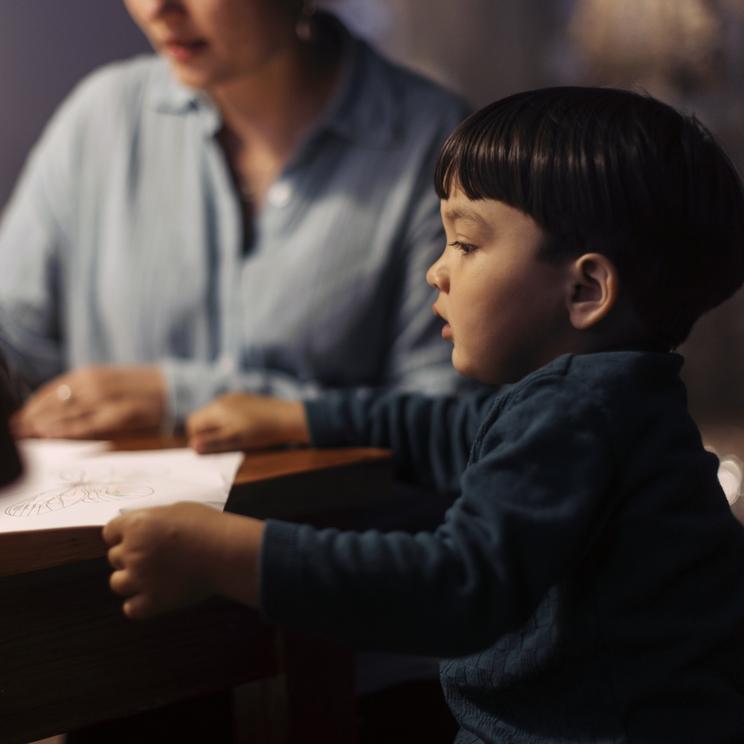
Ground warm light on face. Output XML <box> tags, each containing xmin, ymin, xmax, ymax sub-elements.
<box><xmin>427</xmin><ymin>191</ymin><xmax>574</xmax><ymax>386</ymax></box>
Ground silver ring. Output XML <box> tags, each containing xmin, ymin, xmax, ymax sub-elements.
<box><xmin>56</xmin><ymin>383</ymin><xmax>73</xmax><ymax>405</ymax></box>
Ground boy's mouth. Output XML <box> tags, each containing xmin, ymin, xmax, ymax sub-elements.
<box><xmin>432</xmin><ymin>304</ymin><xmax>453</xmax><ymax>340</ymax></box>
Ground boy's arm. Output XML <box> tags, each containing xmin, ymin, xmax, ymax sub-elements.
<box><xmin>304</xmin><ymin>389</ymin><xmax>495</xmax><ymax>493</ymax></box>
<box><xmin>260</xmin><ymin>380</ymin><xmax>618</xmax><ymax>658</ymax></box>
<box><xmin>188</xmin><ymin>389</ymin><xmax>497</xmax><ymax>494</ymax></box>
<box><xmin>106</xmin><ymin>378</ymin><xmax>617</xmax><ymax>659</ymax></box>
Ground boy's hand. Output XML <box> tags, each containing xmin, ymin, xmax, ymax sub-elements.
<box><xmin>186</xmin><ymin>393</ymin><xmax>309</xmax><ymax>453</ymax></box>
<box><xmin>103</xmin><ymin>502</ymin><xmax>265</xmax><ymax>619</ymax></box>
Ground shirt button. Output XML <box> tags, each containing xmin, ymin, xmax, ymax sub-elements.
<box><xmin>267</xmin><ymin>181</ymin><xmax>292</xmax><ymax>207</ymax></box>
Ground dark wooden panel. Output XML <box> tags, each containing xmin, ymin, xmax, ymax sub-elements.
<box><xmin>227</xmin><ymin>455</ymin><xmax>395</xmax><ymax>525</ymax></box>
<box><xmin>0</xmin><ymin>449</ymin><xmax>392</xmax><ymax>742</ymax></box>
<box><xmin>0</xmin><ymin>558</ymin><xmax>278</xmax><ymax>743</ymax></box>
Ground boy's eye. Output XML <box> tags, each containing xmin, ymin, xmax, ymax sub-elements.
<box><xmin>448</xmin><ymin>240</ymin><xmax>476</xmax><ymax>255</ymax></box>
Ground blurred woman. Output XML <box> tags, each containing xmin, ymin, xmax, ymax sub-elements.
<box><xmin>1</xmin><ymin>2</ymin><xmax>467</xmax><ymax>741</ymax></box>
<box><xmin>2</xmin><ymin>0</ymin><xmax>468</xmax><ymax>439</ymax></box>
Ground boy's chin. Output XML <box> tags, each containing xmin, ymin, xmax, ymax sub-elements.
<box><xmin>452</xmin><ymin>354</ymin><xmax>502</xmax><ymax>387</ymax></box>
<box><xmin>453</xmin><ymin>350</ymin><xmax>543</xmax><ymax>387</ymax></box>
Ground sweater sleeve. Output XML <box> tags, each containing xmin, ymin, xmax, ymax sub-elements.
<box><xmin>304</xmin><ymin>389</ymin><xmax>497</xmax><ymax>494</ymax></box>
<box><xmin>260</xmin><ymin>374</ymin><xmax>617</xmax><ymax>658</ymax></box>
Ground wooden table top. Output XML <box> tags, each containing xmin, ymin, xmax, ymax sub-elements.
<box><xmin>0</xmin><ymin>439</ymin><xmax>391</xmax><ymax>578</ymax></box>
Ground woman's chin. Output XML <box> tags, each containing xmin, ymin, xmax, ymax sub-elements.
<box><xmin>165</xmin><ymin>61</ymin><xmax>215</xmax><ymax>91</ymax></box>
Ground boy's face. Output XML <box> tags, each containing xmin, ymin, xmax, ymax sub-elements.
<box><xmin>427</xmin><ymin>189</ymin><xmax>574</xmax><ymax>385</ymax></box>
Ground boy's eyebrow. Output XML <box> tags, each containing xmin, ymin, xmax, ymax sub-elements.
<box><xmin>442</xmin><ymin>207</ymin><xmax>489</xmax><ymax>228</ymax></box>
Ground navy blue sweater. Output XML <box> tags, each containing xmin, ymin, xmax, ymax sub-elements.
<box><xmin>261</xmin><ymin>352</ymin><xmax>744</xmax><ymax>742</ymax></box>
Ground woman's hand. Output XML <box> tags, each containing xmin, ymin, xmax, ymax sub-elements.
<box><xmin>186</xmin><ymin>393</ymin><xmax>309</xmax><ymax>453</ymax></box>
<box><xmin>11</xmin><ymin>365</ymin><xmax>166</xmax><ymax>439</ymax></box>
<box><xmin>103</xmin><ymin>502</ymin><xmax>265</xmax><ymax>619</ymax></box>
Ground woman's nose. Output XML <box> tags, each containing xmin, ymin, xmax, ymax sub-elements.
<box><xmin>143</xmin><ymin>0</ymin><xmax>184</xmax><ymax>20</ymax></box>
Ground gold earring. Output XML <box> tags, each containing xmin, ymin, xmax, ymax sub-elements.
<box><xmin>295</xmin><ymin>0</ymin><xmax>317</xmax><ymax>42</ymax></box>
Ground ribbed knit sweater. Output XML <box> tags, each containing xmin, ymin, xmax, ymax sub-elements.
<box><xmin>262</xmin><ymin>352</ymin><xmax>744</xmax><ymax>742</ymax></box>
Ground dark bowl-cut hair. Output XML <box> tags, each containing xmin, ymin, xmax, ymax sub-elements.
<box><xmin>434</xmin><ymin>86</ymin><xmax>744</xmax><ymax>349</ymax></box>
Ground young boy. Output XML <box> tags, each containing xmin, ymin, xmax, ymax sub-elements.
<box><xmin>104</xmin><ymin>87</ymin><xmax>744</xmax><ymax>742</ymax></box>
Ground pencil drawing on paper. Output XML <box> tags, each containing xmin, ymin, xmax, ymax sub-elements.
<box><xmin>4</xmin><ymin>466</ymin><xmax>157</xmax><ymax>518</ymax></box>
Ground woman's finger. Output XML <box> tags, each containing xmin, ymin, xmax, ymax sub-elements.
<box><xmin>17</xmin><ymin>375</ymin><xmax>85</xmax><ymax>422</ymax></box>
<box><xmin>31</xmin><ymin>408</ymin><xmax>99</xmax><ymax>438</ymax></box>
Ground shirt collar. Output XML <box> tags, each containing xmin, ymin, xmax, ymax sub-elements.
<box><xmin>146</xmin><ymin>30</ymin><xmax>401</xmax><ymax>147</ymax></box>
<box><xmin>147</xmin><ymin>59</ymin><xmax>221</xmax><ymax>135</ymax></box>
<box><xmin>317</xmin><ymin>34</ymin><xmax>400</xmax><ymax>148</ymax></box>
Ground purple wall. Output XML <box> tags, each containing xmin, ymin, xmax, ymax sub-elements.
<box><xmin>0</xmin><ymin>1</ymin><xmax>149</xmax><ymax>208</ymax></box>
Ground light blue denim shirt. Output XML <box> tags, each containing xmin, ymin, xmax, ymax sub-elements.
<box><xmin>0</xmin><ymin>35</ymin><xmax>470</xmax><ymax>422</ymax></box>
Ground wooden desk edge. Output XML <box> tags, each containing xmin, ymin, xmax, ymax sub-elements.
<box><xmin>0</xmin><ymin>446</ymin><xmax>390</xmax><ymax>578</ymax></box>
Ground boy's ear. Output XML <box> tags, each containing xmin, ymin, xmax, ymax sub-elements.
<box><xmin>565</xmin><ymin>253</ymin><xmax>619</xmax><ymax>330</ymax></box>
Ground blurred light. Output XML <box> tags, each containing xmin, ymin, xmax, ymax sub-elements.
<box><xmin>568</xmin><ymin>0</ymin><xmax>720</xmax><ymax>89</ymax></box>
<box><xmin>717</xmin><ymin>456</ymin><xmax>742</xmax><ymax>506</ymax></box>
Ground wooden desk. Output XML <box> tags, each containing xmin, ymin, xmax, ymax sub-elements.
<box><xmin>0</xmin><ymin>443</ymin><xmax>392</xmax><ymax>744</ymax></box>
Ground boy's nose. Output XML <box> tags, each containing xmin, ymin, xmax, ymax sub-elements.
<box><xmin>426</xmin><ymin>252</ymin><xmax>448</xmax><ymax>291</ymax></box>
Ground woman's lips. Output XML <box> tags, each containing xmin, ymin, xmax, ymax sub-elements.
<box><xmin>163</xmin><ymin>40</ymin><xmax>208</xmax><ymax>63</ymax></box>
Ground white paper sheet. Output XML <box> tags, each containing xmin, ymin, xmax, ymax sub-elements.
<box><xmin>0</xmin><ymin>440</ymin><xmax>244</xmax><ymax>533</ymax></box>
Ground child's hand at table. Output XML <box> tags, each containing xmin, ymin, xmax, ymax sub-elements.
<box><xmin>103</xmin><ymin>502</ymin><xmax>265</xmax><ymax>619</ymax></box>
<box><xmin>186</xmin><ymin>392</ymin><xmax>309</xmax><ymax>453</ymax></box>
